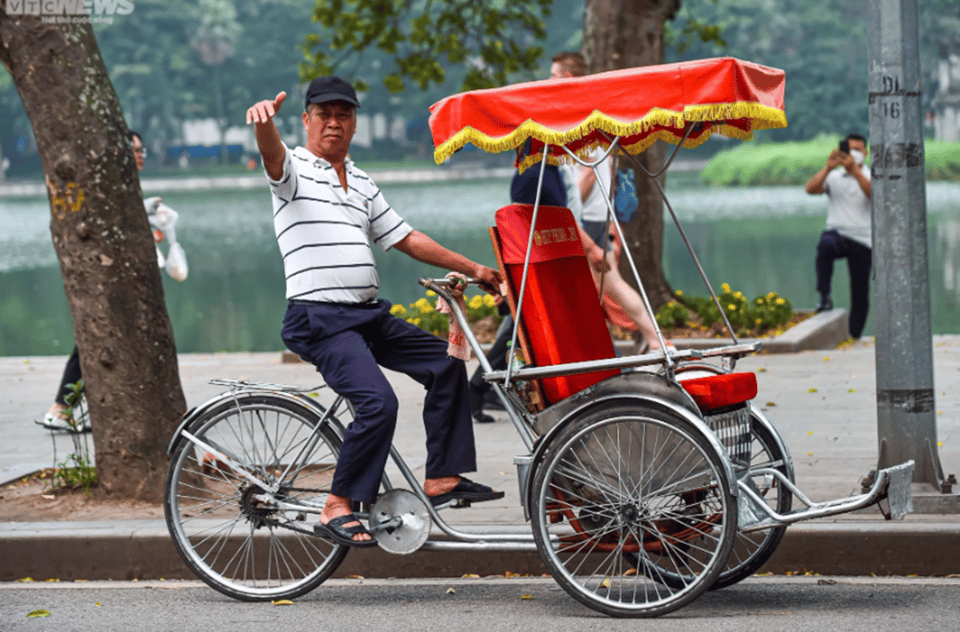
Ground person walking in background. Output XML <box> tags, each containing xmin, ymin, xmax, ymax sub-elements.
<box><xmin>550</xmin><ymin>51</ymin><xmax>666</xmax><ymax>353</ymax></box>
<box><xmin>805</xmin><ymin>133</ymin><xmax>872</xmax><ymax>340</ymax></box>
<box><xmin>37</xmin><ymin>130</ymin><xmax>187</xmax><ymax>432</ymax></box>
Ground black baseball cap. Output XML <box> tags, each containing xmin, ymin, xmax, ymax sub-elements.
<box><xmin>304</xmin><ymin>76</ymin><xmax>361</xmax><ymax>109</ymax></box>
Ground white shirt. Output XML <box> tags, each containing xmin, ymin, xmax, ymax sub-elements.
<box><xmin>824</xmin><ymin>166</ymin><xmax>872</xmax><ymax>248</ymax></box>
<box><xmin>579</xmin><ymin>148</ymin><xmax>614</xmax><ymax>223</ymax></box>
<box><xmin>268</xmin><ymin>145</ymin><xmax>413</xmax><ymax>303</ymax></box>
<box><xmin>559</xmin><ymin>163</ymin><xmax>582</xmax><ymax>221</ymax></box>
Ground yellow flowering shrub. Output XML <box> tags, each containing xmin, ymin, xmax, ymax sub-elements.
<box><xmin>655</xmin><ymin>285</ymin><xmax>794</xmax><ymax>337</ymax></box>
<box><xmin>394</xmin><ymin>292</ymin><xmax>502</xmax><ymax>337</ymax></box>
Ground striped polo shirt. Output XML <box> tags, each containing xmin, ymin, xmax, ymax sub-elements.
<box><xmin>268</xmin><ymin>144</ymin><xmax>413</xmax><ymax>303</ymax></box>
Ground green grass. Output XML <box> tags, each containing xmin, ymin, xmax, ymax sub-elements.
<box><xmin>701</xmin><ymin>136</ymin><xmax>960</xmax><ymax>187</ymax></box>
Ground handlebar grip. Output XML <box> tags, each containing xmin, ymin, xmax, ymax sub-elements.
<box><xmin>418</xmin><ymin>276</ymin><xmax>475</xmax><ymax>289</ymax></box>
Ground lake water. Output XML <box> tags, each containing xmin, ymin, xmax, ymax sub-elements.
<box><xmin>2</xmin><ymin>177</ymin><xmax>960</xmax><ymax>356</ymax></box>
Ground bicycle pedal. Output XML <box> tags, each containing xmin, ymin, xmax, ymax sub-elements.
<box><xmin>432</xmin><ymin>498</ymin><xmax>472</xmax><ymax>510</ymax></box>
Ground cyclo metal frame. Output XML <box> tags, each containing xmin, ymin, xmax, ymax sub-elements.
<box><xmin>164</xmin><ymin>126</ymin><xmax>913</xmax><ymax>616</ymax></box>
<box><xmin>421</xmin><ymin>131</ymin><xmax>912</xmax><ymax>528</ymax></box>
<box><xmin>171</xmin><ymin>124</ymin><xmax>911</xmax><ymax>551</ymax></box>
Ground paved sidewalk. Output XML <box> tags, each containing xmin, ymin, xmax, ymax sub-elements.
<box><xmin>2</xmin><ymin>337</ymin><xmax>959</xmax><ymax>581</ymax></box>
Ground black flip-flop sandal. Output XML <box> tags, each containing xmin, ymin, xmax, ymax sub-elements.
<box><xmin>313</xmin><ymin>513</ymin><xmax>378</xmax><ymax>548</ymax></box>
<box><xmin>428</xmin><ymin>477</ymin><xmax>505</xmax><ymax>506</ymax></box>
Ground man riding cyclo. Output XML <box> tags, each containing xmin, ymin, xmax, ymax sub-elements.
<box><xmin>245</xmin><ymin>76</ymin><xmax>505</xmax><ymax>546</ymax></box>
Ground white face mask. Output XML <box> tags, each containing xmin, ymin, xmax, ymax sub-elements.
<box><xmin>849</xmin><ymin>149</ymin><xmax>865</xmax><ymax>165</ymax></box>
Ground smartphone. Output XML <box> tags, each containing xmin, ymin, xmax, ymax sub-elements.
<box><xmin>839</xmin><ymin>139</ymin><xmax>850</xmax><ymax>154</ymax></box>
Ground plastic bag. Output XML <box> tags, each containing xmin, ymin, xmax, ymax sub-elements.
<box><xmin>165</xmin><ymin>242</ymin><xmax>188</xmax><ymax>281</ymax></box>
<box><xmin>144</xmin><ymin>197</ymin><xmax>187</xmax><ymax>281</ymax></box>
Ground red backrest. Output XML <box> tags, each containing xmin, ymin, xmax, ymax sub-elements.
<box><xmin>493</xmin><ymin>203</ymin><xmax>619</xmax><ymax>404</ymax></box>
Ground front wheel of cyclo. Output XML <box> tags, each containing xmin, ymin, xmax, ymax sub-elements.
<box><xmin>164</xmin><ymin>394</ymin><xmax>349</xmax><ymax>601</ymax></box>
<box><xmin>530</xmin><ymin>403</ymin><xmax>737</xmax><ymax>618</ymax></box>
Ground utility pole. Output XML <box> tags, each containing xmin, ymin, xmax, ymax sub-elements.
<box><xmin>867</xmin><ymin>0</ymin><xmax>949</xmax><ymax>492</ymax></box>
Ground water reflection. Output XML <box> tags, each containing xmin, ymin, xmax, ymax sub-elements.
<box><xmin>2</xmin><ymin>179</ymin><xmax>959</xmax><ymax>356</ymax></box>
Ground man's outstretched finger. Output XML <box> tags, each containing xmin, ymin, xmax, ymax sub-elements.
<box><xmin>246</xmin><ymin>92</ymin><xmax>287</xmax><ymax>125</ymax></box>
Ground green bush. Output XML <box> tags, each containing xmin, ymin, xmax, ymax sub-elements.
<box><xmin>654</xmin><ymin>300</ymin><xmax>690</xmax><ymax>329</ymax></box>
<box><xmin>390</xmin><ymin>291</ymin><xmax>501</xmax><ymax>336</ymax></box>
<box><xmin>701</xmin><ymin>136</ymin><xmax>960</xmax><ymax>187</ymax></box>
<box><xmin>656</xmin><ymin>285</ymin><xmax>794</xmax><ymax>338</ymax></box>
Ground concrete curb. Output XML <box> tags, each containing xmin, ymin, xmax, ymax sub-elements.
<box><xmin>671</xmin><ymin>308</ymin><xmax>850</xmax><ymax>354</ymax></box>
<box><xmin>3</xmin><ymin>520</ymin><xmax>958</xmax><ymax>582</ymax></box>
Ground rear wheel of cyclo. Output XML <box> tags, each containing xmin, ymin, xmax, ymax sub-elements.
<box><xmin>530</xmin><ymin>403</ymin><xmax>737</xmax><ymax>618</ymax></box>
<box><xmin>164</xmin><ymin>394</ymin><xmax>349</xmax><ymax>601</ymax></box>
<box><xmin>710</xmin><ymin>414</ymin><xmax>792</xmax><ymax>590</ymax></box>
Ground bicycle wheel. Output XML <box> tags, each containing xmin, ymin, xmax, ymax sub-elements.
<box><xmin>710</xmin><ymin>414</ymin><xmax>792</xmax><ymax>589</ymax></box>
<box><xmin>164</xmin><ymin>393</ymin><xmax>349</xmax><ymax>601</ymax></box>
<box><xmin>530</xmin><ymin>403</ymin><xmax>737</xmax><ymax>618</ymax></box>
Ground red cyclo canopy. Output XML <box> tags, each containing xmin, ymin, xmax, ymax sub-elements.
<box><xmin>429</xmin><ymin>57</ymin><xmax>786</xmax><ymax>171</ymax></box>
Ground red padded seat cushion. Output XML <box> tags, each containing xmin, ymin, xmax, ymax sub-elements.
<box><xmin>495</xmin><ymin>203</ymin><xmax>619</xmax><ymax>404</ymax></box>
<box><xmin>680</xmin><ymin>372</ymin><xmax>758</xmax><ymax>411</ymax></box>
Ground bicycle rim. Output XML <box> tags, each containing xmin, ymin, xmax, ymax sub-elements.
<box><xmin>164</xmin><ymin>394</ymin><xmax>348</xmax><ymax>601</ymax></box>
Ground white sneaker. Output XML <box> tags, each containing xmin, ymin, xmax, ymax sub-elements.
<box><xmin>35</xmin><ymin>412</ymin><xmax>90</xmax><ymax>433</ymax></box>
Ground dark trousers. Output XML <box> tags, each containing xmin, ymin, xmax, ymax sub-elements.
<box><xmin>55</xmin><ymin>347</ymin><xmax>82</xmax><ymax>405</ymax></box>
<box><xmin>581</xmin><ymin>220</ymin><xmax>608</xmax><ymax>248</ymax></box>
<box><xmin>469</xmin><ymin>316</ymin><xmax>512</xmax><ymax>403</ymax></box>
<box><xmin>815</xmin><ymin>230</ymin><xmax>872</xmax><ymax>339</ymax></box>
<box><xmin>281</xmin><ymin>300</ymin><xmax>477</xmax><ymax>504</ymax></box>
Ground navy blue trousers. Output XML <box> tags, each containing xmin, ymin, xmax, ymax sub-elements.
<box><xmin>815</xmin><ymin>230</ymin><xmax>872</xmax><ymax>339</ymax></box>
<box><xmin>281</xmin><ymin>300</ymin><xmax>477</xmax><ymax>504</ymax></box>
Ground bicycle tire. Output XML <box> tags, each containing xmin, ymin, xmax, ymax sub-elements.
<box><xmin>164</xmin><ymin>393</ymin><xmax>349</xmax><ymax>601</ymax></box>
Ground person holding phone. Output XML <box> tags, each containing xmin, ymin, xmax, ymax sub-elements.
<box><xmin>804</xmin><ymin>132</ymin><xmax>872</xmax><ymax>340</ymax></box>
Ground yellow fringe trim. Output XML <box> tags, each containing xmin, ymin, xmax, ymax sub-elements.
<box><xmin>433</xmin><ymin>101</ymin><xmax>787</xmax><ymax>167</ymax></box>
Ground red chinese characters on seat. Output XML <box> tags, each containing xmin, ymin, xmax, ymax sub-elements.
<box><xmin>495</xmin><ymin>204</ymin><xmax>619</xmax><ymax>404</ymax></box>
<box><xmin>680</xmin><ymin>372</ymin><xmax>758</xmax><ymax>411</ymax></box>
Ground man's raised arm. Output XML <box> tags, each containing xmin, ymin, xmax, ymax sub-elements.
<box><xmin>245</xmin><ymin>91</ymin><xmax>287</xmax><ymax>181</ymax></box>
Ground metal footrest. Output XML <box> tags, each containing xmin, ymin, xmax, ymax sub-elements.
<box><xmin>737</xmin><ymin>460</ymin><xmax>915</xmax><ymax>532</ymax></box>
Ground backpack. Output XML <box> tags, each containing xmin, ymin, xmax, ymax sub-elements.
<box><xmin>614</xmin><ymin>167</ymin><xmax>639</xmax><ymax>223</ymax></box>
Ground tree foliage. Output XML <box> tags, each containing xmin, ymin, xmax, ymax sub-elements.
<box><xmin>301</xmin><ymin>0</ymin><xmax>553</xmax><ymax>93</ymax></box>
<box><xmin>1</xmin><ymin>0</ymin><xmax>957</xmax><ymax>177</ymax></box>
<box><xmin>667</xmin><ymin>0</ymin><xmax>958</xmax><ymax>142</ymax></box>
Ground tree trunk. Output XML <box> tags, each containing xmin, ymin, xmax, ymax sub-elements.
<box><xmin>582</xmin><ymin>0</ymin><xmax>681</xmax><ymax>311</ymax></box>
<box><xmin>0</xmin><ymin>10</ymin><xmax>186</xmax><ymax>501</ymax></box>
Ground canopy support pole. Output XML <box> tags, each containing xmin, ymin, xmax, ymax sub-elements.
<box><xmin>504</xmin><ymin>146</ymin><xmax>551</xmax><ymax>389</ymax></box>
<box><xmin>607</xmin><ymin>128</ymin><xmax>742</xmax><ymax>360</ymax></box>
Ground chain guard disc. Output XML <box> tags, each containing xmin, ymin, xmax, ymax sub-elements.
<box><xmin>369</xmin><ymin>489</ymin><xmax>431</xmax><ymax>554</ymax></box>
